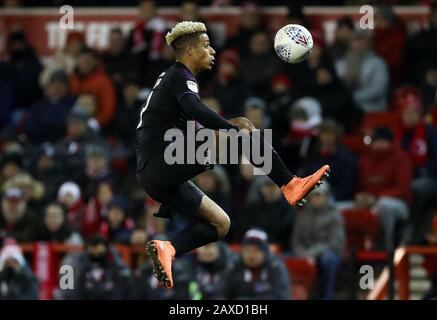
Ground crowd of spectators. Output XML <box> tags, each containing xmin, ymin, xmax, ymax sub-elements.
<box><xmin>1</xmin><ymin>0</ymin><xmax>437</xmax><ymax>300</ymax></box>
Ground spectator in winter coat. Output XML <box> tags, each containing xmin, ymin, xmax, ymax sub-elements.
<box><xmin>57</xmin><ymin>181</ymin><xmax>86</xmax><ymax>233</ymax></box>
<box><xmin>73</xmin><ymin>235</ymin><xmax>134</xmax><ymax>299</ymax></box>
<box><xmin>25</xmin><ymin>70</ymin><xmax>76</xmax><ymax>144</ymax></box>
<box><xmin>239</xmin><ymin>176</ymin><xmax>295</xmax><ymax>250</ymax></box>
<box><xmin>356</xmin><ymin>127</ymin><xmax>412</xmax><ymax>250</ymax></box>
<box><xmin>224</xmin><ymin>228</ymin><xmax>290</xmax><ymax>300</ymax></box>
<box><xmin>99</xmin><ymin>196</ymin><xmax>135</xmax><ymax>245</ymax></box>
<box><xmin>396</xmin><ymin>98</ymin><xmax>437</xmax><ymax>243</ymax></box>
<box><xmin>300</xmin><ymin>119</ymin><xmax>357</xmax><ymax>202</ymax></box>
<box><xmin>36</xmin><ymin>203</ymin><xmax>83</xmax><ymax>244</ymax></box>
<box><xmin>335</xmin><ymin>30</ymin><xmax>389</xmax><ymax>112</ymax></box>
<box><xmin>194</xmin><ymin>242</ymin><xmax>236</xmax><ymax>300</ymax></box>
<box><xmin>70</xmin><ymin>47</ymin><xmax>116</xmax><ymax>128</ymax></box>
<box><xmin>0</xmin><ymin>239</ymin><xmax>39</xmax><ymax>299</ymax></box>
<box><xmin>0</xmin><ymin>188</ymin><xmax>39</xmax><ymax>243</ymax></box>
<box><xmin>292</xmin><ymin>183</ymin><xmax>345</xmax><ymax>300</ymax></box>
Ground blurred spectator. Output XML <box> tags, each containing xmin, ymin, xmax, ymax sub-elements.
<box><xmin>268</xmin><ymin>74</ymin><xmax>298</xmax><ymax>146</ymax></box>
<box><xmin>127</xmin><ymin>0</ymin><xmax>168</xmax><ymax>86</ymax></box>
<box><xmin>193</xmin><ymin>167</ymin><xmax>231</xmax><ymax>214</ymax></box>
<box><xmin>285</xmin><ymin>30</ymin><xmax>332</xmax><ymax>96</ymax></box>
<box><xmin>0</xmin><ymin>188</ymin><xmax>39</xmax><ymax>243</ymax></box>
<box><xmin>56</xmin><ymin>109</ymin><xmax>107</xmax><ymax>183</ymax></box>
<box><xmin>111</xmin><ymin>77</ymin><xmax>144</xmax><ymax>146</ymax></box>
<box><xmin>240</xmin><ymin>31</ymin><xmax>281</xmax><ymax>99</ymax></box>
<box><xmin>0</xmin><ymin>61</ymin><xmax>15</xmax><ymax>130</ymax></box>
<box><xmin>25</xmin><ymin>70</ymin><xmax>75</xmax><ymax>144</ymax></box>
<box><xmin>372</xmin><ymin>6</ymin><xmax>407</xmax><ymax>86</ymax></box>
<box><xmin>312</xmin><ymin>64</ymin><xmax>362</xmax><ymax>132</ymax></box>
<box><xmin>210</xmin><ymin>49</ymin><xmax>249</xmax><ymax>118</ymax></box>
<box><xmin>0</xmin><ymin>239</ymin><xmax>39</xmax><ymax>299</ymax></box>
<box><xmin>99</xmin><ymin>196</ymin><xmax>135</xmax><ymax>244</ymax></box>
<box><xmin>244</xmin><ymin>97</ymin><xmax>270</xmax><ymax>129</ymax></box>
<box><xmin>83</xmin><ymin>180</ymin><xmax>115</xmax><ymax>239</ymax></box>
<box><xmin>30</xmin><ymin>143</ymin><xmax>64</xmax><ymax>201</ymax></box>
<box><xmin>180</xmin><ymin>0</ymin><xmax>217</xmax><ymax>47</ymax></box>
<box><xmin>36</xmin><ymin>203</ymin><xmax>83</xmax><ymax>244</ymax></box>
<box><xmin>70</xmin><ymin>47</ymin><xmax>116</xmax><ymax>128</ymax></box>
<box><xmin>73</xmin><ymin>235</ymin><xmax>134</xmax><ymax>299</ymax></box>
<box><xmin>39</xmin><ymin>31</ymin><xmax>85</xmax><ymax>88</ymax></box>
<box><xmin>8</xmin><ymin>30</ymin><xmax>42</xmax><ymax>111</ymax></box>
<box><xmin>327</xmin><ymin>16</ymin><xmax>355</xmax><ymax>62</ymax></box>
<box><xmin>80</xmin><ymin>146</ymin><xmax>117</xmax><ymax>201</ymax></box>
<box><xmin>422</xmin><ymin>64</ymin><xmax>437</xmax><ymax>115</ymax></box>
<box><xmin>134</xmin><ymin>256</ymin><xmax>195</xmax><ymax>300</ymax></box>
<box><xmin>406</xmin><ymin>4</ymin><xmax>437</xmax><ymax>85</ymax></box>
<box><xmin>239</xmin><ymin>176</ymin><xmax>295</xmax><ymax>250</ymax></box>
<box><xmin>292</xmin><ymin>183</ymin><xmax>345</xmax><ymax>300</ymax></box>
<box><xmin>57</xmin><ymin>181</ymin><xmax>86</xmax><ymax>233</ymax></box>
<box><xmin>300</xmin><ymin>120</ymin><xmax>357</xmax><ymax>202</ymax></box>
<box><xmin>194</xmin><ymin>242</ymin><xmax>235</xmax><ymax>300</ymax></box>
<box><xmin>101</xmin><ymin>28</ymin><xmax>135</xmax><ymax>93</ymax></box>
<box><xmin>224</xmin><ymin>228</ymin><xmax>290</xmax><ymax>300</ymax></box>
<box><xmin>396</xmin><ymin>99</ymin><xmax>437</xmax><ymax>243</ymax></box>
<box><xmin>2</xmin><ymin>172</ymin><xmax>46</xmax><ymax>211</ymax></box>
<box><xmin>0</xmin><ymin>153</ymin><xmax>23</xmax><ymax>187</ymax></box>
<box><xmin>281</xmin><ymin>97</ymin><xmax>321</xmax><ymax>172</ymax></box>
<box><xmin>71</xmin><ymin>94</ymin><xmax>97</xmax><ymax>121</ymax></box>
<box><xmin>356</xmin><ymin>127</ymin><xmax>412</xmax><ymax>250</ymax></box>
<box><xmin>336</xmin><ymin>30</ymin><xmax>389</xmax><ymax>112</ymax></box>
<box><xmin>225</xmin><ymin>2</ymin><xmax>266</xmax><ymax>57</ymax></box>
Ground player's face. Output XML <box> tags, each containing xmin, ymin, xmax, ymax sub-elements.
<box><xmin>192</xmin><ymin>33</ymin><xmax>215</xmax><ymax>71</ymax></box>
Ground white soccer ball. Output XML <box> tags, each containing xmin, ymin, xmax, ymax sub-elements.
<box><xmin>274</xmin><ymin>24</ymin><xmax>313</xmax><ymax>64</ymax></box>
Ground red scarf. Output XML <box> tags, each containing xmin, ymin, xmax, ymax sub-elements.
<box><xmin>397</xmin><ymin>121</ymin><xmax>428</xmax><ymax>167</ymax></box>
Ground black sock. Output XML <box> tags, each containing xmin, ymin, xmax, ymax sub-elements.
<box><xmin>241</xmin><ymin>131</ymin><xmax>293</xmax><ymax>188</ymax></box>
<box><xmin>171</xmin><ymin>220</ymin><xmax>219</xmax><ymax>256</ymax></box>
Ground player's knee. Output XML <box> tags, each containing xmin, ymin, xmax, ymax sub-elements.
<box><xmin>231</xmin><ymin>117</ymin><xmax>256</xmax><ymax>131</ymax></box>
<box><xmin>217</xmin><ymin>214</ymin><xmax>231</xmax><ymax>239</ymax></box>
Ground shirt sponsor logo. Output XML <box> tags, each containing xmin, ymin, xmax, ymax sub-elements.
<box><xmin>186</xmin><ymin>80</ymin><xmax>198</xmax><ymax>93</ymax></box>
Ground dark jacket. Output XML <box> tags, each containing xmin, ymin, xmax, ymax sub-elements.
<box><xmin>134</xmin><ymin>258</ymin><xmax>195</xmax><ymax>300</ymax></box>
<box><xmin>25</xmin><ymin>95</ymin><xmax>76</xmax><ymax>144</ymax></box>
<box><xmin>224</xmin><ymin>253</ymin><xmax>290</xmax><ymax>300</ymax></box>
<box><xmin>73</xmin><ymin>250</ymin><xmax>134</xmax><ymax>299</ymax></box>
<box><xmin>240</xmin><ymin>197</ymin><xmax>295</xmax><ymax>250</ymax></box>
<box><xmin>300</xmin><ymin>144</ymin><xmax>357</xmax><ymax>201</ymax></box>
<box><xmin>0</xmin><ymin>211</ymin><xmax>39</xmax><ymax>243</ymax></box>
<box><xmin>292</xmin><ymin>199</ymin><xmax>345</xmax><ymax>258</ymax></box>
<box><xmin>195</xmin><ymin>242</ymin><xmax>236</xmax><ymax>300</ymax></box>
<box><xmin>0</xmin><ymin>264</ymin><xmax>39</xmax><ymax>300</ymax></box>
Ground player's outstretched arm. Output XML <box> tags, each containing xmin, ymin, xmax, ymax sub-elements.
<box><xmin>179</xmin><ymin>93</ymin><xmax>239</xmax><ymax>131</ymax></box>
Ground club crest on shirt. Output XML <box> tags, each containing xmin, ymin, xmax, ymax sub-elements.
<box><xmin>186</xmin><ymin>80</ymin><xmax>198</xmax><ymax>93</ymax></box>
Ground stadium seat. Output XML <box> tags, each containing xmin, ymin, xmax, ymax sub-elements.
<box><xmin>283</xmin><ymin>257</ymin><xmax>317</xmax><ymax>300</ymax></box>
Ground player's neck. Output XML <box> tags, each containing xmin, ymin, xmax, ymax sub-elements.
<box><xmin>176</xmin><ymin>59</ymin><xmax>198</xmax><ymax>76</ymax></box>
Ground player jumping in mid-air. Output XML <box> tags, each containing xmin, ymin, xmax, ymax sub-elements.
<box><xmin>136</xmin><ymin>21</ymin><xmax>330</xmax><ymax>288</ymax></box>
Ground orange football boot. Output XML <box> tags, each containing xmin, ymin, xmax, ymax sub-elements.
<box><xmin>281</xmin><ymin>165</ymin><xmax>330</xmax><ymax>207</ymax></box>
<box><xmin>145</xmin><ymin>240</ymin><xmax>176</xmax><ymax>288</ymax></box>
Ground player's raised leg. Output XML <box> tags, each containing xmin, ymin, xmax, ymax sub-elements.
<box><xmin>146</xmin><ymin>194</ymin><xmax>229</xmax><ymax>288</ymax></box>
<box><xmin>216</xmin><ymin>117</ymin><xmax>331</xmax><ymax>207</ymax></box>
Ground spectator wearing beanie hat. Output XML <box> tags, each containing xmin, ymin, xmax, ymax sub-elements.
<box><xmin>223</xmin><ymin>228</ymin><xmax>290</xmax><ymax>300</ymax></box>
<box><xmin>0</xmin><ymin>239</ymin><xmax>39</xmax><ymax>299</ymax></box>
<box><xmin>57</xmin><ymin>181</ymin><xmax>86</xmax><ymax>233</ymax></box>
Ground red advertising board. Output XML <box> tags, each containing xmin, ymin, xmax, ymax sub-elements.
<box><xmin>0</xmin><ymin>6</ymin><xmax>431</xmax><ymax>58</ymax></box>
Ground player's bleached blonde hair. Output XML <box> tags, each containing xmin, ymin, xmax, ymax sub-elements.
<box><xmin>165</xmin><ymin>21</ymin><xmax>207</xmax><ymax>47</ymax></box>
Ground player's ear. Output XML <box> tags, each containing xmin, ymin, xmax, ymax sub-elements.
<box><xmin>186</xmin><ymin>45</ymin><xmax>194</xmax><ymax>56</ymax></box>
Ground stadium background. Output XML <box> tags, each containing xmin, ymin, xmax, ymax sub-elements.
<box><xmin>0</xmin><ymin>0</ymin><xmax>437</xmax><ymax>300</ymax></box>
